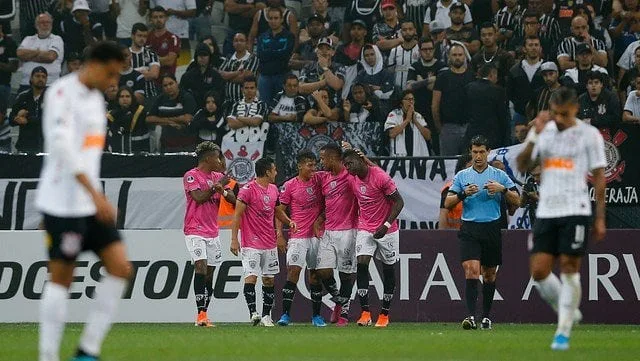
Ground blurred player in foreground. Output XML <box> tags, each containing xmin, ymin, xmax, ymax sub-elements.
<box><xmin>230</xmin><ymin>158</ymin><xmax>296</xmax><ymax>326</ymax></box>
<box><xmin>183</xmin><ymin>141</ymin><xmax>236</xmax><ymax>327</ymax></box>
<box><xmin>36</xmin><ymin>42</ymin><xmax>130</xmax><ymax>361</ymax></box>
<box><xmin>517</xmin><ymin>87</ymin><xmax>607</xmax><ymax>351</ymax></box>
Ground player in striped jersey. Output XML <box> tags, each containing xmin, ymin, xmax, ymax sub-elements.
<box><xmin>387</xmin><ymin>20</ymin><xmax>420</xmax><ymax>91</ymax></box>
<box><xmin>129</xmin><ymin>23</ymin><xmax>159</xmax><ymax>98</ymax></box>
<box><xmin>517</xmin><ymin>87</ymin><xmax>606</xmax><ymax>351</ymax></box>
<box><xmin>557</xmin><ymin>15</ymin><xmax>608</xmax><ymax>71</ymax></box>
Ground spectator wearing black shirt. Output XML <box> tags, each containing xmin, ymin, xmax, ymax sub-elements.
<box><xmin>557</xmin><ymin>15</ymin><xmax>608</xmax><ymax>71</ymax></box>
<box><xmin>446</xmin><ymin>2</ymin><xmax>481</xmax><ymax>55</ymax></box>
<box><xmin>248</xmin><ymin>0</ymin><xmax>298</xmax><ymax>51</ymax></box>
<box><xmin>120</xmin><ymin>46</ymin><xmax>146</xmax><ymax>105</ymax></box>
<box><xmin>298</xmin><ymin>0</ymin><xmax>341</xmax><ymax>45</ymax></box>
<box><xmin>191</xmin><ymin>91</ymin><xmax>225</xmax><ymax>144</ymax></box>
<box><xmin>10</xmin><ymin>66</ymin><xmax>47</xmax><ymax>153</ymax></box>
<box><xmin>578</xmin><ymin>71</ymin><xmax>621</xmax><ymax>129</ymax></box>
<box><xmin>0</xmin><ymin>22</ymin><xmax>17</xmax><ymax>102</ymax></box>
<box><xmin>269</xmin><ymin>74</ymin><xmax>310</xmax><ymax>123</ymax></box>
<box><xmin>343</xmin><ymin>0</ymin><xmax>382</xmax><ymax>42</ymax></box>
<box><xmin>290</xmin><ymin>14</ymin><xmax>325</xmax><ymax>70</ymax></box>
<box><xmin>471</xmin><ymin>23</ymin><xmax>514</xmax><ymax>87</ymax></box>
<box><xmin>506</xmin><ymin>35</ymin><xmax>544</xmax><ymax>128</ymax></box>
<box><xmin>334</xmin><ymin>20</ymin><xmax>368</xmax><ymax>98</ymax></box>
<box><xmin>180</xmin><ymin>43</ymin><xmax>225</xmax><ymax>107</ymax></box>
<box><xmin>60</xmin><ymin>0</ymin><xmax>104</xmax><ymax>60</ymax></box>
<box><xmin>303</xmin><ymin>88</ymin><xmax>340</xmax><ymax>125</ymax></box>
<box><xmin>106</xmin><ymin>86</ymin><xmax>150</xmax><ymax>153</ymax></box>
<box><xmin>355</xmin><ymin>44</ymin><xmax>394</xmax><ymax>117</ymax></box>
<box><xmin>341</xmin><ymin>82</ymin><xmax>382</xmax><ymax>122</ymax></box>
<box><xmin>299</xmin><ymin>37</ymin><xmax>346</xmax><ymax>106</ymax></box>
<box><xmin>219</xmin><ymin>33</ymin><xmax>260</xmax><ymax>109</ymax></box>
<box><xmin>432</xmin><ymin>43</ymin><xmax>476</xmax><ymax>155</ymax></box>
<box><xmin>146</xmin><ymin>74</ymin><xmax>198</xmax><ymax>153</ymax></box>
<box><xmin>561</xmin><ymin>43</ymin><xmax>609</xmax><ymax>96</ymax></box>
<box><xmin>256</xmin><ymin>7</ymin><xmax>295</xmax><ymax>105</ymax></box>
<box><xmin>223</xmin><ymin>0</ymin><xmax>265</xmax><ymax>55</ymax></box>
<box><xmin>130</xmin><ymin>23</ymin><xmax>160</xmax><ymax>98</ymax></box>
<box><xmin>527</xmin><ymin>61</ymin><xmax>561</xmax><ymax>119</ymax></box>
<box><xmin>372</xmin><ymin>0</ymin><xmax>402</xmax><ymax>61</ymax></box>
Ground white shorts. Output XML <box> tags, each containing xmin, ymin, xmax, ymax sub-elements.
<box><xmin>286</xmin><ymin>237</ymin><xmax>319</xmax><ymax>270</ymax></box>
<box><xmin>241</xmin><ymin>247</ymin><xmax>280</xmax><ymax>277</ymax></box>
<box><xmin>185</xmin><ymin>235</ymin><xmax>222</xmax><ymax>266</ymax></box>
<box><xmin>355</xmin><ymin>230</ymin><xmax>400</xmax><ymax>265</ymax></box>
<box><xmin>316</xmin><ymin>229</ymin><xmax>357</xmax><ymax>273</ymax></box>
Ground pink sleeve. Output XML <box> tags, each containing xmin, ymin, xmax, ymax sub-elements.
<box><xmin>183</xmin><ymin>171</ymin><xmax>200</xmax><ymax>192</ymax></box>
<box><xmin>279</xmin><ymin>180</ymin><xmax>292</xmax><ymax>205</ymax></box>
<box><xmin>237</xmin><ymin>185</ymin><xmax>252</xmax><ymax>204</ymax></box>
<box><xmin>377</xmin><ymin>168</ymin><xmax>397</xmax><ymax>196</ymax></box>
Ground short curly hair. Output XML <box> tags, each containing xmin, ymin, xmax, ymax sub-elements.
<box><xmin>195</xmin><ymin>141</ymin><xmax>221</xmax><ymax>161</ymax></box>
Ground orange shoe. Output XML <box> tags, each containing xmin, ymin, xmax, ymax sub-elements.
<box><xmin>196</xmin><ymin>311</ymin><xmax>214</xmax><ymax>327</ymax></box>
<box><xmin>357</xmin><ymin>311</ymin><xmax>372</xmax><ymax>326</ymax></box>
<box><xmin>375</xmin><ymin>314</ymin><xmax>389</xmax><ymax>328</ymax></box>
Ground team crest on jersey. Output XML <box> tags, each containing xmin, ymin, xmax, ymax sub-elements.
<box><xmin>207</xmin><ymin>180</ymin><xmax>214</xmax><ymax>188</ymax></box>
<box><xmin>186</xmin><ymin>175</ymin><xmax>195</xmax><ymax>183</ymax></box>
<box><xmin>598</xmin><ymin>104</ymin><xmax>607</xmax><ymax>115</ymax></box>
<box><xmin>263</xmin><ymin>195</ymin><xmax>271</xmax><ymax>204</ymax></box>
<box><xmin>194</xmin><ymin>248</ymin><xmax>202</xmax><ymax>257</ymax></box>
<box><xmin>330</xmin><ymin>180</ymin><xmax>337</xmax><ymax>189</ymax></box>
<box><xmin>591</xmin><ymin>129</ymin><xmax>627</xmax><ymax>183</ymax></box>
<box><xmin>306</xmin><ymin>187</ymin><xmax>314</xmax><ymax>195</ymax></box>
<box><xmin>249</xmin><ymin>260</ymin><xmax>257</xmax><ymax>269</ymax></box>
<box><xmin>359</xmin><ymin>185</ymin><xmax>367</xmax><ymax>194</ymax></box>
<box><xmin>126</xmin><ymin>80</ymin><xmax>134</xmax><ymax>88</ymax></box>
<box><xmin>161</xmin><ymin>42</ymin><xmax>168</xmax><ymax>50</ymax></box>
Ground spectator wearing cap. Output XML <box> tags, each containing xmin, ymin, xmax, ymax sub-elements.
<box><xmin>578</xmin><ymin>71</ymin><xmax>621</xmax><ymax>129</ymax></box>
<box><xmin>146</xmin><ymin>6</ymin><xmax>181</xmax><ymax>77</ymax></box>
<box><xmin>471</xmin><ymin>23</ymin><xmax>514</xmax><ymax>87</ymax></box>
<box><xmin>355</xmin><ymin>44</ymin><xmax>394</xmax><ymax>116</ymax></box>
<box><xmin>506</xmin><ymin>35</ymin><xmax>544</xmax><ymax>129</ymax></box>
<box><xmin>114</xmin><ymin>0</ymin><xmax>149</xmax><ymax>46</ymax></box>
<box><xmin>219</xmin><ymin>33</ymin><xmax>260</xmax><ymax>110</ymax></box>
<box><xmin>557</xmin><ymin>15</ymin><xmax>608</xmax><ymax>71</ymax></box>
<box><xmin>10</xmin><ymin>67</ymin><xmax>48</xmax><ymax>153</ymax></box>
<box><xmin>334</xmin><ymin>19</ymin><xmax>368</xmax><ymax>99</ymax></box>
<box><xmin>180</xmin><ymin>43</ymin><xmax>225</xmax><ymax>107</ymax></box>
<box><xmin>527</xmin><ymin>61</ymin><xmax>561</xmax><ymax>119</ymax></box>
<box><xmin>151</xmin><ymin>0</ymin><xmax>197</xmax><ymax>44</ymax></box>
<box><xmin>17</xmin><ymin>13</ymin><xmax>64</xmax><ymax>92</ymax></box>
<box><xmin>388</xmin><ymin>20</ymin><xmax>420</xmax><ymax>91</ymax></box>
<box><xmin>269</xmin><ymin>74</ymin><xmax>310</xmax><ymax>123</ymax></box>
<box><xmin>256</xmin><ymin>6</ymin><xmax>296</xmax><ymax>105</ymax></box>
<box><xmin>249</xmin><ymin>0</ymin><xmax>298</xmax><ymax>51</ymax></box>
<box><xmin>0</xmin><ymin>22</ymin><xmax>17</xmax><ymax>102</ymax></box>
<box><xmin>60</xmin><ymin>0</ymin><xmax>104</xmax><ymax>60</ymax></box>
<box><xmin>561</xmin><ymin>42</ymin><xmax>609</xmax><ymax>96</ymax></box>
<box><xmin>372</xmin><ymin>0</ymin><xmax>402</xmax><ymax>61</ymax></box>
<box><xmin>444</xmin><ymin>2</ymin><xmax>481</xmax><ymax>55</ymax></box>
<box><xmin>299</xmin><ymin>37</ymin><xmax>346</xmax><ymax>106</ymax></box>
<box><xmin>423</xmin><ymin>0</ymin><xmax>473</xmax><ymax>36</ymax></box>
<box><xmin>432</xmin><ymin>43</ymin><xmax>475</xmax><ymax>155</ymax></box>
<box><xmin>298</xmin><ymin>0</ymin><xmax>341</xmax><ymax>44</ymax></box>
<box><xmin>623</xmin><ymin>72</ymin><xmax>640</xmax><ymax>124</ymax></box>
<box><xmin>290</xmin><ymin>14</ymin><xmax>326</xmax><ymax>70</ymax></box>
<box><xmin>343</xmin><ymin>0</ymin><xmax>382</xmax><ymax>42</ymax></box>
<box><xmin>119</xmin><ymin>46</ymin><xmax>146</xmax><ymax>105</ymax></box>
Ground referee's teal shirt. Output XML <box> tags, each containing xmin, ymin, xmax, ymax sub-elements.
<box><xmin>449</xmin><ymin>165</ymin><xmax>516</xmax><ymax>223</ymax></box>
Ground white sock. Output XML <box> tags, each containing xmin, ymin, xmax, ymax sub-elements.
<box><xmin>556</xmin><ymin>273</ymin><xmax>581</xmax><ymax>337</ymax></box>
<box><xmin>534</xmin><ymin>273</ymin><xmax>561</xmax><ymax>312</ymax></box>
<box><xmin>78</xmin><ymin>274</ymin><xmax>127</xmax><ymax>356</ymax></box>
<box><xmin>39</xmin><ymin>282</ymin><xmax>69</xmax><ymax>361</ymax></box>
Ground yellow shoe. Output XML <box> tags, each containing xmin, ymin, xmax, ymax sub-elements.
<box><xmin>375</xmin><ymin>314</ymin><xmax>389</xmax><ymax>328</ymax></box>
<box><xmin>357</xmin><ymin>311</ymin><xmax>372</xmax><ymax>326</ymax></box>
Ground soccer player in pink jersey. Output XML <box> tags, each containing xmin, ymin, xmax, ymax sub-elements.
<box><xmin>342</xmin><ymin>149</ymin><xmax>404</xmax><ymax>328</ymax></box>
<box><xmin>315</xmin><ymin>143</ymin><xmax>359</xmax><ymax>326</ymax></box>
<box><xmin>230</xmin><ymin>157</ymin><xmax>296</xmax><ymax>327</ymax></box>
<box><xmin>183</xmin><ymin>141</ymin><xmax>236</xmax><ymax>327</ymax></box>
<box><xmin>275</xmin><ymin>150</ymin><xmax>331</xmax><ymax>327</ymax></box>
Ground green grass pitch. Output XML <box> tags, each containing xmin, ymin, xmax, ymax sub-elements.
<box><xmin>2</xmin><ymin>323</ymin><xmax>639</xmax><ymax>361</ymax></box>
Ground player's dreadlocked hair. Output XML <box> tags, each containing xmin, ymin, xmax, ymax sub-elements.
<box><xmin>195</xmin><ymin>141</ymin><xmax>221</xmax><ymax>161</ymax></box>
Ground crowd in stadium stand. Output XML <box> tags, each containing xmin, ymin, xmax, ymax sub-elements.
<box><xmin>1</xmin><ymin>0</ymin><xmax>639</xmax><ymax>156</ymax></box>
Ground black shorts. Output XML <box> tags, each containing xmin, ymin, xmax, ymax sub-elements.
<box><xmin>43</xmin><ymin>214</ymin><xmax>122</xmax><ymax>262</ymax></box>
<box><xmin>532</xmin><ymin>216</ymin><xmax>590</xmax><ymax>256</ymax></box>
<box><xmin>459</xmin><ymin>220</ymin><xmax>502</xmax><ymax>267</ymax></box>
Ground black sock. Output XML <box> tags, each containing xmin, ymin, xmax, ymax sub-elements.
<box><xmin>243</xmin><ymin>283</ymin><xmax>257</xmax><ymax>315</ymax></box>
<box><xmin>281</xmin><ymin>281</ymin><xmax>296</xmax><ymax>315</ymax></box>
<box><xmin>339</xmin><ymin>273</ymin><xmax>353</xmax><ymax>317</ymax></box>
<box><xmin>204</xmin><ymin>274</ymin><xmax>214</xmax><ymax>311</ymax></box>
<box><xmin>194</xmin><ymin>273</ymin><xmax>206</xmax><ymax>313</ymax></box>
<box><xmin>465</xmin><ymin>279</ymin><xmax>479</xmax><ymax>316</ymax></box>
<box><xmin>356</xmin><ymin>263</ymin><xmax>370</xmax><ymax>312</ymax></box>
<box><xmin>381</xmin><ymin>264</ymin><xmax>395</xmax><ymax>316</ymax></box>
<box><xmin>262</xmin><ymin>285</ymin><xmax>275</xmax><ymax>317</ymax></box>
<box><xmin>310</xmin><ymin>283</ymin><xmax>323</xmax><ymax>316</ymax></box>
<box><xmin>482</xmin><ymin>282</ymin><xmax>496</xmax><ymax>319</ymax></box>
<box><xmin>322</xmin><ymin>276</ymin><xmax>340</xmax><ymax>297</ymax></box>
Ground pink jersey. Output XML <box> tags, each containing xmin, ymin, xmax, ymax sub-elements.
<box><xmin>279</xmin><ymin>176</ymin><xmax>323</xmax><ymax>238</ymax></box>
<box><xmin>237</xmin><ymin>180</ymin><xmax>279</xmax><ymax>249</ymax></box>
<box><xmin>350</xmin><ymin>166</ymin><xmax>399</xmax><ymax>233</ymax></box>
<box><xmin>317</xmin><ymin>169</ymin><xmax>358</xmax><ymax>231</ymax></box>
<box><xmin>183</xmin><ymin>168</ymin><xmax>224</xmax><ymax>238</ymax></box>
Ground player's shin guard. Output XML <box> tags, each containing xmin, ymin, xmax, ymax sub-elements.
<box><xmin>281</xmin><ymin>281</ymin><xmax>296</xmax><ymax>315</ymax></box>
<box><xmin>39</xmin><ymin>282</ymin><xmax>68</xmax><ymax>361</ymax></box>
<box><xmin>262</xmin><ymin>286</ymin><xmax>275</xmax><ymax>317</ymax></box>
<box><xmin>194</xmin><ymin>273</ymin><xmax>207</xmax><ymax>313</ymax></box>
<box><xmin>482</xmin><ymin>282</ymin><xmax>496</xmax><ymax>319</ymax></box>
<box><xmin>381</xmin><ymin>264</ymin><xmax>395</xmax><ymax>316</ymax></box>
<box><xmin>322</xmin><ymin>275</ymin><xmax>340</xmax><ymax>297</ymax></box>
<box><xmin>465</xmin><ymin>279</ymin><xmax>479</xmax><ymax>316</ymax></box>
<box><xmin>339</xmin><ymin>273</ymin><xmax>353</xmax><ymax>317</ymax></box>
<box><xmin>79</xmin><ymin>274</ymin><xmax>127</xmax><ymax>357</ymax></box>
<box><xmin>310</xmin><ymin>283</ymin><xmax>323</xmax><ymax>316</ymax></box>
<box><xmin>243</xmin><ymin>283</ymin><xmax>257</xmax><ymax>314</ymax></box>
<box><xmin>356</xmin><ymin>263</ymin><xmax>370</xmax><ymax>312</ymax></box>
<box><xmin>535</xmin><ymin>273</ymin><xmax>561</xmax><ymax>313</ymax></box>
<box><xmin>557</xmin><ymin>273</ymin><xmax>581</xmax><ymax>336</ymax></box>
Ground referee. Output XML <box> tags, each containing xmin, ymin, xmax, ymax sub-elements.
<box><xmin>445</xmin><ymin>135</ymin><xmax>519</xmax><ymax>330</ymax></box>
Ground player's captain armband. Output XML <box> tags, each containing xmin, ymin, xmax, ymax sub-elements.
<box><xmin>543</xmin><ymin>157</ymin><xmax>574</xmax><ymax>170</ymax></box>
<box><xmin>82</xmin><ymin>134</ymin><xmax>106</xmax><ymax>149</ymax></box>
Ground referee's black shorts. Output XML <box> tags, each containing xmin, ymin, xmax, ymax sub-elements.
<box><xmin>459</xmin><ymin>220</ymin><xmax>502</xmax><ymax>267</ymax></box>
<box><xmin>531</xmin><ymin>216</ymin><xmax>590</xmax><ymax>256</ymax></box>
<box><xmin>43</xmin><ymin>214</ymin><xmax>122</xmax><ymax>262</ymax></box>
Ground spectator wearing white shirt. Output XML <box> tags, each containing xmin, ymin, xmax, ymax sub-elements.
<box><xmin>114</xmin><ymin>0</ymin><xmax>149</xmax><ymax>46</ymax></box>
<box><xmin>151</xmin><ymin>0</ymin><xmax>197</xmax><ymax>41</ymax></box>
<box><xmin>423</xmin><ymin>0</ymin><xmax>472</xmax><ymax>37</ymax></box>
<box><xmin>16</xmin><ymin>13</ymin><xmax>64</xmax><ymax>92</ymax></box>
<box><xmin>385</xmin><ymin>89</ymin><xmax>431</xmax><ymax>156</ymax></box>
<box><xmin>623</xmin><ymin>73</ymin><xmax>640</xmax><ymax>124</ymax></box>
